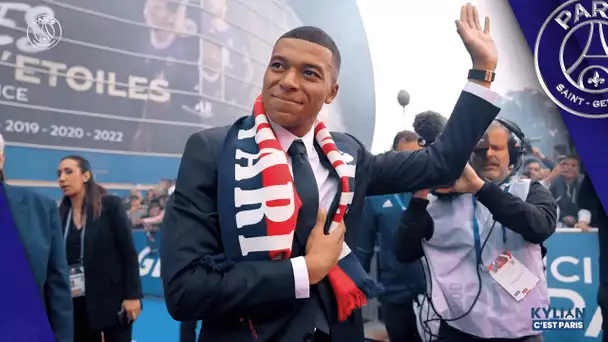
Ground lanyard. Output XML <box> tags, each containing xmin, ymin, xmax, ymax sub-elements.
<box><xmin>472</xmin><ymin>183</ymin><xmax>511</xmax><ymax>265</ymax></box>
<box><xmin>393</xmin><ymin>194</ymin><xmax>406</xmax><ymax>211</ymax></box>
<box><xmin>64</xmin><ymin>209</ymin><xmax>86</xmax><ymax>262</ymax></box>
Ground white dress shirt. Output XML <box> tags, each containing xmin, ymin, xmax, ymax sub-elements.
<box><xmin>273</xmin><ymin>82</ymin><xmax>500</xmax><ymax>299</ymax></box>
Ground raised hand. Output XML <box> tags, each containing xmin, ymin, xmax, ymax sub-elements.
<box><xmin>456</xmin><ymin>3</ymin><xmax>498</xmax><ymax>72</ymax></box>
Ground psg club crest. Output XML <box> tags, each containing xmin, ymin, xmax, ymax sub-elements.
<box><xmin>534</xmin><ymin>0</ymin><xmax>608</xmax><ymax>118</ymax></box>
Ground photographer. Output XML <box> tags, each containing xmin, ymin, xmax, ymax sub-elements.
<box><xmin>394</xmin><ymin>119</ymin><xmax>556</xmax><ymax>341</ymax></box>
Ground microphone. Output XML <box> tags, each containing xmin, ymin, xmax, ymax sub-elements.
<box><xmin>412</xmin><ymin>111</ymin><xmax>455</xmax><ymax>196</ymax></box>
<box><xmin>413</xmin><ymin>111</ymin><xmax>448</xmax><ymax>147</ymax></box>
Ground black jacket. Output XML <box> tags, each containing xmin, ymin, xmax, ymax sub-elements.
<box><xmin>161</xmin><ymin>90</ymin><xmax>501</xmax><ymax>342</ymax></box>
<box><xmin>61</xmin><ymin>195</ymin><xmax>143</xmax><ymax>330</ymax></box>
<box><xmin>394</xmin><ymin>181</ymin><xmax>557</xmax><ymax>263</ymax></box>
<box><xmin>577</xmin><ymin>174</ymin><xmax>608</xmax><ymax>283</ymax></box>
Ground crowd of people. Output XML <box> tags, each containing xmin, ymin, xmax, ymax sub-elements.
<box><xmin>522</xmin><ymin>151</ymin><xmax>593</xmax><ymax>229</ymax></box>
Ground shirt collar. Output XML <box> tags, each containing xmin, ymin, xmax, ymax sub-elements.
<box><xmin>268</xmin><ymin>118</ymin><xmax>316</xmax><ymax>158</ymax></box>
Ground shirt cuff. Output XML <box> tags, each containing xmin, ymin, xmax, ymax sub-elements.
<box><xmin>463</xmin><ymin>81</ymin><xmax>501</xmax><ymax>107</ymax></box>
<box><xmin>290</xmin><ymin>256</ymin><xmax>310</xmax><ymax>299</ymax></box>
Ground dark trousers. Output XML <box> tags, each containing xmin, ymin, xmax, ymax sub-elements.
<box><xmin>381</xmin><ymin>301</ymin><xmax>421</xmax><ymax>342</ymax></box>
<box><xmin>437</xmin><ymin>322</ymin><xmax>542</xmax><ymax>342</ymax></box>
<box><xmin>179</xmin><ymin>321</ymin><xmax>198</xmax><ymax>342</ymax></box>
<box><xmin>73</xmin><ymin>297</ymin><xmax>132</xmax><ymax>342</ymax></box>
<box><xmin>598</xmin><ymin>283</ymin><xmax>608</xmax><ymax>342</ymax></box>
<box><xmin>304</xmin><ymin>330</ymin><xmax>331</xmax><ymax>342</ymax></box>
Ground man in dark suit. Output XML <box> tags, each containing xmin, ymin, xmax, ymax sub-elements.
<box><xmin>162</xmin><ymin>5</ymin><xmax>502</xmax><ymax>342</ymax></box>
<box><xmin>577</xmin><ymin>174</ymin><xmax>608</xmax><ymax>341</ymax></box>
<box><xmin>0</xmin><ymin>134</ymin><xmax>73</xmax><ymax>342</ymax></box>
<box><xmin>357</xmin><ymin>130</ymin><xmax>425</xmax><ymax>342</ymax></box>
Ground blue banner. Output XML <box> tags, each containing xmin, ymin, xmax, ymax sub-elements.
<box><xmin>545</xmin><ymin>229</ymin><xmax>603</xmax><ymax>341</ymax></box>
<box><xmin>133</xmin><ymin>229</ymin><xmax>163</xmax><ymax>297</ymax></box>
<box><xmin>508</xmin><ymin>0</ymin><xmax>608</xmax><ymax>212</ymax></box>
<box><xmin>128</xmin><ymin>229</ymin><xmax>606</xmax><ymax>341</ymax></box>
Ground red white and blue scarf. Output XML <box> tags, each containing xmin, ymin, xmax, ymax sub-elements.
<box><xmin>214</xmin><ymin>96</ymin><xmax>380</xmax><ymax>322</ymax></box>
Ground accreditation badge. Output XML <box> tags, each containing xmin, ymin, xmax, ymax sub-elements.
<box><xmin>69</xmin><ymin>264</ymin><xmax>85</xmax><ymax>298</ymax></box>
<box><xmin>488</xmin><ymin>250</ymin><xmax>539</xmax><ymax>302</ymax></box>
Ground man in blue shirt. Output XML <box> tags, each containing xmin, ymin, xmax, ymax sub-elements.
<box><xmin>357</xmin><ymin>130</ymin><xmax>425</xmax><ymax>342</ymax></box>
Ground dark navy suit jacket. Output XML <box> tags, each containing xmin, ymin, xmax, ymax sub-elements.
<box><xmin>5</xmin><ymin>184</ymin><xmax>73</xmax><ymax>342</ymax></box>
<box><xmin>357</xmin><ymin>194</ymin><xmax>425</xmax><ymax>304</ymax></box>
<box><xmin>161</xmin><ymin>90</ymin><xmax>501</xmax><ymax>342</ymax></box>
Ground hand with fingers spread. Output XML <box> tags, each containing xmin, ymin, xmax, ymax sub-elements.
<box><xmin>456</xmin><ymin>3</ymin><xmax>498</xmax><ymax>73</ymax></box>
<box><xmin>304</xmin><ymin>210</ymin><xmax>346</xmax><ymax>285</ymax></box>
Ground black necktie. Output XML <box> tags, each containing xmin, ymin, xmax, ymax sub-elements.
<box><xmin>287</xmin><ymin>140</ymin><xmax>319</xmax><ymax>246</ymax></box>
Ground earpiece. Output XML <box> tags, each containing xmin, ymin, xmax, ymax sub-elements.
<box><xmin>494</xmin><ymin>118</ymin><xmax>527</xmax><ymax>171</ymax></box>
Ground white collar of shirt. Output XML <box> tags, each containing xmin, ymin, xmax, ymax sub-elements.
<box><xmin>268</xmin><ymin>118</ymin><xmax>317</xmax><ymax>159</ymax></box>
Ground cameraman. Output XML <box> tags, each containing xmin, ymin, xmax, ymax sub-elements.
<box><xmin>394</xmin><ymin>119</ymin><xmax>557</xmax><ymax>341</ymax></box>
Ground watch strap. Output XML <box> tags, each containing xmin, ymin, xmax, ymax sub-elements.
<box><xmin>468</xmin><ymin>69</ymin><xmax>496</xmax><ymax>82</ymax></box>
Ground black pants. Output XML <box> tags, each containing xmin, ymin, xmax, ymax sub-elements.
<box><xmin>304</xmin><ymin>330</ymin><xmax>331</xmax><ymax>342</ymax></box>
<box><xmin>598</xmin><ymin>283</ymin><xmax>608</xmax><ymax>342</ymax></box>
<box><xmin>436</xmin><ymin>322</ymin><xmax>542</xmax><ymax>342</ymax></box>
<box><xmin>73</xmin><ymin>297</ymin><xmax>132</xmax><ymax>342</ymax></box>
<box><xmin>381</xmin><ymin>301</ymin><xmax>421</xmax><ymax>342</ymax></box>
<box><xmin>180</xmin><ymin>321</ymin><xmax>198</xmax><ymax>342</ymax></box>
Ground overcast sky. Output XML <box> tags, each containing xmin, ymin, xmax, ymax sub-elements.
<box><xmin>357</xmin><ymin>0</ymin><xmax>544</xmax><ymax>153</ymax></box>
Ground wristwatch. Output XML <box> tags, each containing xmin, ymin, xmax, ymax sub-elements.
<box><xmin>468</xmin><ymin>69</ymin><xmax>496</xmax><ymax>82</ymax></box>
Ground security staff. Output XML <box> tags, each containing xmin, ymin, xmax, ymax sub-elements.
<box><xmin>357</xmin><ymin>130</ymin><xmax>425</xmax><ymax>342</ymax></box>
<box><xmin>395</xmin><ymin>119</ymin><xmax>557</xmax><ymax>341</ymax></box>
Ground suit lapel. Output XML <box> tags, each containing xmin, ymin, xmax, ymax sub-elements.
<box><xmin>317</xmin><ymin>144</ymin><xmax>343</xmax><ymax>234</ymax></box>
<box><xmin>4</xmin><ymin>185</ymin><xmax>30</xmax><ymax>242</ymax></box>
<box><xmin>83</xmin><ymin>206</ymin><xmax>98</xmax><ymax>263</ymax></box>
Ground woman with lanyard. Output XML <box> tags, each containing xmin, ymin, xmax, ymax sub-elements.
<box><xmin>57</xmin><ymin>155</ymin><xmax>143</xmax><ymax>342</ymax></box>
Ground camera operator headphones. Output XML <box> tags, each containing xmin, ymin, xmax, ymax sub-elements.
<box><xmin>493</xmin><ymin>117</ymin><xmax>528</xmax><ymax>171</ymax></box>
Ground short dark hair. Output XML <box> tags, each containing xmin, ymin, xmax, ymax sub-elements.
<box><xmin>392</xmin><ymin>130</ymin><xmax>419</xmax><ymax>150</ymax></box>
<box><xmin>59</xmin><ymin>155</ymin><xmax>107</xmax><ymax>220</ymax></box>
<box><xmin>563</xmin><ymin>153</ymin><xmax>581</xmax><ymax>163</ymax></box>
<box><xmin>524</xmin><ymin>159</ymin><xmax>541</xmax><ymax>168</ymax></box>
<box><xmin>278</xmin><ymin>26</ymin><xmax>341</xmax><ymax>75</ymax></box>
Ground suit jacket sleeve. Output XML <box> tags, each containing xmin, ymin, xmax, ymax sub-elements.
<box><xmin>44</xmin><ymin>199</ymin><xmax>74</xmax><ymax>342</ymax></box>
<box><xmin>106</xmin><ymin>196</ymin><xmax>143</xmax><ymax>300</ymax></box>
<box><xmin>161</xmin><ymin>131</ymin><xmax>298</xmax><ymax>321</ymax></box>
<box><xmin>356</xmin><ymin>198</ymin><xmax>378</xmax><ymax>273</ymax></box>
<box><xmin>362</xmin><ymin>89</ymin><xmax>500</xmax><ymax>196</ymax></box>
<box><xmin>476</xmin><ymin>181</ymin><xmax>557</xmax><ymax>244</ymax></box>
<box><xmin>578</xmin><ymin>174</ymin><xmax>598</xmax><ymax>211</ymax></box>
<box><xmin>394</xmin><ymin>198</ymin><xmax>433</xmax><ymax>263</ymax></box>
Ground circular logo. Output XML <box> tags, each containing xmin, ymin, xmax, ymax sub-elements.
<box><xmin>535</xmin><ymin>0</ymin><xmax>608</xmax><ymax>118</ymax></box>
<box><xmin>26</xmin><ymin>14</ymin><xmax>62</xmax><ymax>50</ymax></box>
